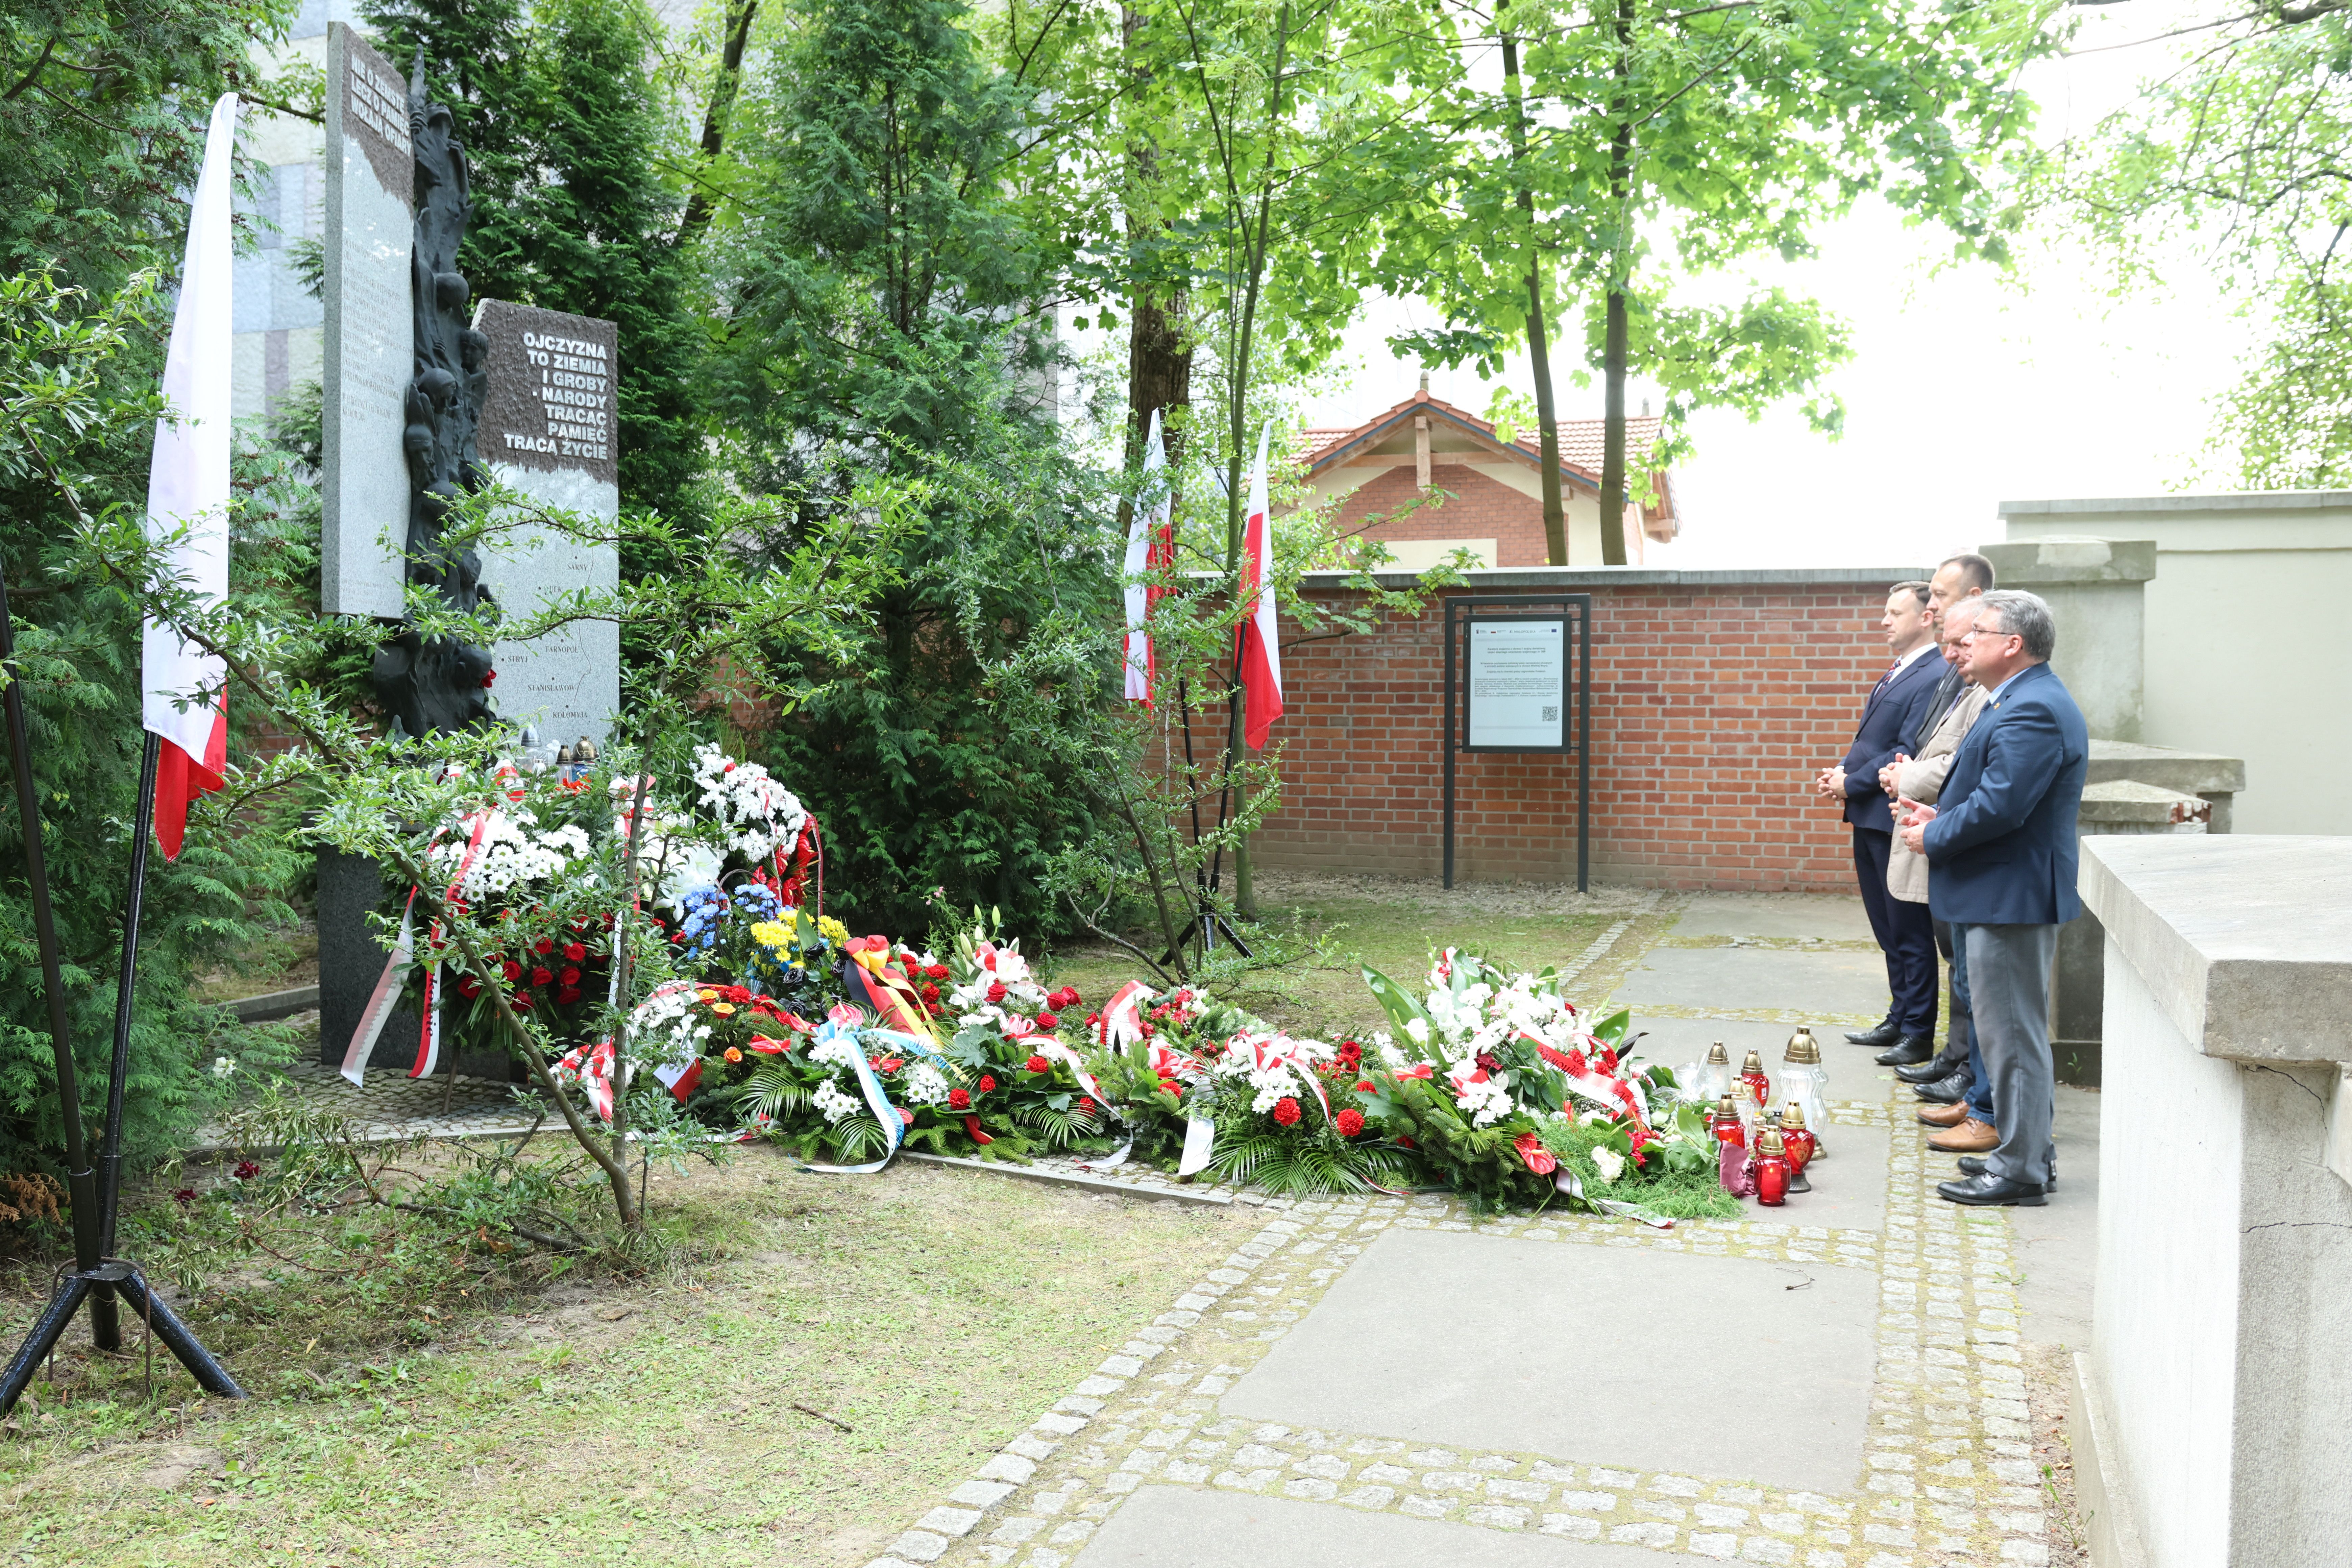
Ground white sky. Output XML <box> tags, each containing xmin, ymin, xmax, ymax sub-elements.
<box><xmin>1291</xmin><ymin>0</ymin><xmax>2247</xmax><ymax>567</ymax></box>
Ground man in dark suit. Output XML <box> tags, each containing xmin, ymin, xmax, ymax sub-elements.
<box><xmin>1817</xmin><ymin>582</ymin><xmax>1943</xmax><ymax>1065</ymax></box>
<box><xmin>1899</xmin><ymin>589</ymin><xmax>2088</xmax><ymax>1207</ymax></box>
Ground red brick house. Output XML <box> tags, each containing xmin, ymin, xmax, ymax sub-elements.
<box><xmin>1295</xmin><ymin>387</ymin><xmax>1681</xmax><ymax>566</ymax></box>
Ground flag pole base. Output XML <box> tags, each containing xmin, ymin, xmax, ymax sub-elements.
<box><xmin>0</xmin><ymin>1259</ymin><xmax>243</xmax><ymax>1417</ymax></box>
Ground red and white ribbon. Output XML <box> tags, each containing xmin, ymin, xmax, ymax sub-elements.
<box><xmin>340</xmin><ymin>807</ymin><xmax>495</xmax><ymax>1087</ymax></box>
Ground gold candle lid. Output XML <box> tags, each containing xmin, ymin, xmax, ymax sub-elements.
<box><xmin>1706</xmin><ymin>1042</ymin><xmax>1730</xmax><ymax>1065</ymax></box>
<box><xmin>1714</xmin><ymin>1093</ymin><xmax>1740</xmax><ymax>1121</ymax></box>
<box><xmin>1779</xmin><ymin>1100</ymin><xmax>1808</xmax><ymax>1129</ymax></box>
<box><xmin>1757</xmin><ymin>1126</ymin><xmax>1787</xmax><ymax>1156</ymax></box>
<box><xmin>1784</xmin><ymin>1026</ymin><xmax>1817</xmax><ymax>1063</ymax></box>
<box><xmin>1740</xmin><ymin>1049</ymin><xmax>1764</xmax><ymax>1074</ymax></box>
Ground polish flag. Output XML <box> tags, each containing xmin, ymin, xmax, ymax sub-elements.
<box><xmin>1235</xmin><ymin>421</ymin><xmax>1283</xmax><ymax>748</ymax></box>
<box><xmin>1122</xmin><ymin>409</ymin><xmax>1173</xmax><ymax>706</ymax></box>
<box><xmin>142</xmin><ymin>93</ymin><xmax>239</xmax><ymax>860</ymax></box>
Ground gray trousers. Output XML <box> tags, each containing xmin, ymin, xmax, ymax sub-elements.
<box><xmin>1964</xmin><ymin>922</ymin><xmax>2058</xmax><ymax>1185</ymax></box>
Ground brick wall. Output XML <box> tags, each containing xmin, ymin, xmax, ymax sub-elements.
<box><xmin>1333</xmin><ymin>465</ymin><xmax>1554</xmax><ymax>567</ymax></box>
<box><xmin>1251</xmin><ymin>566</ymin><xmax>1931</xmax><ymax>890</ymax></box>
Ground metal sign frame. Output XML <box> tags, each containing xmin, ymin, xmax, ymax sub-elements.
<box><xmin>1442</xmin><ymin>593</ymin><xmax>1593</xmax><ymax>891</ymax></box>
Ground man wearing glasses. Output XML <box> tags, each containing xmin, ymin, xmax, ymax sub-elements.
<box><xmin>1896</xmin><ymin>590</ymin><xmax>2087</xmax><ymax>1205</ymax></box>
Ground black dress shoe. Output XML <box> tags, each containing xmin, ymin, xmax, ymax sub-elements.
<box><xmin>1845</xmin><ymin>1016</ymin><xmax>1902</xmax><ymax>1048</ymax></box>
<box><xmin>1895</xmin><ymin>1046</ymin><xmax>1967</xmax><ymax>1084</ymax></box>
<box><xmin>1937</xmin><ymin>1171</ymin><xmax>2045</xmax><ymax>1206</ymax></box>
<box><xmin>1873</xmin><ymin>1033</ymin><xmax>1935</xmax><ymax>1067</ymax></box>
<box><xmin>1958</xmin><ymin>1154</ymin><xmax>2056</xmax><ymax>1190</ymax></box>
<box><xmin>1912</xmin><ymin>1069</ymin><xmax>1971</xmax><ymax>1105</ymax></box>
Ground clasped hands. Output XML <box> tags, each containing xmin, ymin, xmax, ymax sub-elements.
<box><xmin>1896</xmin><ymin>797</ymin><xmax>1936</xmax><ymax>854</ymax></box>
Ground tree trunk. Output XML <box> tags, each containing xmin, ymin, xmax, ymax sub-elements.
<box><xmin>1500</xmin><ymin>22</ymin><xmax>1568</xmax><ymax>566</ymax></box>
<box><xmin>673</xmin><ymin>0</ymin><xmax>758</xmax><ymax>245</ymax></box>
<box><xmin>1598</xmin><ymin>0</ymin><xmax>1635</xmax><ymax>567</ymax></box>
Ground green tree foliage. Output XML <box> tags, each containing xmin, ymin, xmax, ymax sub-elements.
<box><xmin>1377</xmin><ymin>0</ymin><xmax>2057</xmax><ymax>558</ymax></box>
<box><xmin>363</xmin><ymin>0</ymin><xmax>706</xmax><ymax>521</ymax></box>
<box><xmin>701</xmin><ymin>0</ymin><xmax>1123</xmax><ymax>940</ymax></box>
<box><xmin>2042</xmin><ymin>2</ymin><xmax>2352</xmax><ymax>488</ymax></box>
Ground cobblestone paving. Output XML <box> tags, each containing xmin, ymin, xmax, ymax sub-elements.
<box><xmin>192</xmin><ymin>1052</ymin><xmax>544</xmax><ymax>1153</ymax></box>
<box><xmin>860</xmin><ymin>895</ymin><xmax>2056</xmax><ymax>1568</ymax></box>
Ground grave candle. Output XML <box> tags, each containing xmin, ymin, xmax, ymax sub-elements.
<box><xmin>1753</xmin><ymin>1126</ymin><xmax>1790</xmax><ymax>1206</ymax></box>
<box><xmin>1738</xmin><ymin>1048</ymin><xmax>1771</xmax><ymax>1107</ymax></box>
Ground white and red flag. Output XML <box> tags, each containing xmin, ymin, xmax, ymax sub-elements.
<box><xmin>1235</xmin><ymin>420</ymin><xmax>1283</xmax><ymax>748</ymax></box>
<box><xmin>1122</xmin><ymin>409</ymin><xmax>1173</xmax><ymax>706</ymax></box>
<box><xmin>142</xmin><ymin>92</ymin><xmax>240</xmax><ymax>860</ymax></box>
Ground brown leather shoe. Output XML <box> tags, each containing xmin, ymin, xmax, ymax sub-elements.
<box><xmin>1916</xmin><ymin>1101</ymin><xmax>1970</xmax><ymax>1128</ymax></box>
<box><xmin>1927</xmin><ymin>1117</ymin><xmax>1998</xmax><ymax>1154</ymax></box>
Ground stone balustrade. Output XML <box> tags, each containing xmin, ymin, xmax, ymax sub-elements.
<box><xmin>2073</xmin><ymin>835</ymin><xmax>2352</xmax><ymax>1568</ymax></box>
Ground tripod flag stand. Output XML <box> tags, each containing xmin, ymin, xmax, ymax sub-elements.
<box><xmin>0</xmin><ymin>91</ymin><xmax>246</xmax><ymax>1417</ymax></box>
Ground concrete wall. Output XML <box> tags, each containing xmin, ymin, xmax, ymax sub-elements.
<box><xmin>2077</xmin><ymin>835</ymin><xmax>2352</xmax><ymax>1568</ymax></box>
<box><xmin>1246</xmin><ymin>565</ymin><xmax>1933</xmax><ymax>889</ymax></box>
<box><xmin>2002</xmin><ymin>492</ymin><xmax>2352</xmax><ymax>832</ymax></box>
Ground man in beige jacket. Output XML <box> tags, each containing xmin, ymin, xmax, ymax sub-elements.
<box><xmin>1879</xmin><ymin>598</ymin><xmax>1989</xmax><ymax>1106</ymax></box>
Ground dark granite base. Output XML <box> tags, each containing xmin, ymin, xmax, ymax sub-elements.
<box><xmin>315</xmin><ymin>848</ymin><xmax>521</xmax><ymax>1082</ymax></box>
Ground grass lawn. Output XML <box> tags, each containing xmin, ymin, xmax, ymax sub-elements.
<box><xmin>1039</xmin><ymin>867</ymin><xmax>1642</xmax><ymax>1040</ymax></box>
<box><xmin>0</xmin><ymin>1154</ymin><xmax>1244</xmax><ymax>1568</ymax></box>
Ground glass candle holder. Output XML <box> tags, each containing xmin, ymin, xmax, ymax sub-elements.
<box><xmin>1753</xmin><ymin>1126</ymin><xmax>1790</xmax><ymax>1206</ymax></box>
<box><xmin>1738</xmin><ymin>1048</ymin><xmax>1771</xmax><ymax>1107</ymax></box>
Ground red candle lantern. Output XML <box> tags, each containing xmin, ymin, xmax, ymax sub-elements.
<box><xmin>1738</xmin><ymin>1049</ymin><xmax>1771</xmax><ymax>1107</ymax></box>
<box><xmin>1777</xmin><ymin>1101</ymin><xmax>1816</xmax><ymax>1194</ymax></box>
<box><xmin>1712</xmin><ymin>1093</ymin><xmax>1746</xmax><ymax>1148</ymax></box>
<box><xmin>1753</xmin><ymin>1126</ymin><xmax>1790</xmax><ymax>1206</ymax></box>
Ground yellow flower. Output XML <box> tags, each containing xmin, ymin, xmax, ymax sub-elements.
<box><xmin>712</xmin><ymin>1002</ymin><xmax>736</xmax><ymax>1015</ymax></box>
<box><xmin>817</xmin><ymin>915</ymin><xmax>850</xmax><ymax>945</ymax></box>
<box><xmin>697</xmin><ymin>988</ymin><xmax>719</xmax><ymax>1002</ymax></box>
<box><xmin>749</xmin><ymin>921</ymin><xmax>791</xmax><ymax>949</ymax></box>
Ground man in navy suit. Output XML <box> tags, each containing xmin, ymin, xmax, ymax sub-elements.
<box><xmin>1900</xmin><ymin>589</ymin><xmax>2088</xmax><ymax>1207</ymax></box>
<box><xmin>1818</xmin><ymin>582</ymin><xmax>1944</xmax><ymax>1065</ymax></box>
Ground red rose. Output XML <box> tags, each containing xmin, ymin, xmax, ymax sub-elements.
<box><xmin>531</xmin><ymin>966</ymin><xmax>555</xmax><ymax>987</ymax></box>
<box><xmin>172</xmin><ymin>1187</ymin><xmax>196</xmax><ymax>1205</ymax></box>
<box><xmin>1034</xmin><ymin>1011</ymin><xmax>1059</xmax><ymax>1031</ymax></box>
<box><xmin>511</xmin><ymin>990</ymin><xmax>534</xmax><ymax>1008</ymax></box>
<box><xmin>1047</xmin><ymin>986</ymin><xmax>1080</xmax><ymax>1010</ymax></box>
<box><xmin>233</xmin><ymin>1159</ymin><xmax>260</xmax><ymax>1180</ymax></box>
<box><xmin>563</xmin><ymin>941</ymin><xmax>587</xmax><ymax>962</ymax></box>
<box><xmin>560</xmin><ymin>966</ymin><xmax>581</xmax><ymax>987</ymax></box>
<box><xmin>978</xmin><ymin>1075</ymin><xmax>997</xmax><ymax>1092</ymax></box>
<box><xmin>1335</xmin><ymin>1108</ymin><xmax>1366</xmax><ymax>1137</ymax></box>
<box><xmin>502</xmin><ymin>959</ymin><xmax>522</xmax><ymax>983</ymax></box>
<box><xmin>1024</xmin><ymin>1055</ymin><xmax>1050</xmax><ymax>1074</ymax></box>
<box><xmin>457</xmin><ymin>976</ymin><xmax>481</xmax><ymax>999</ymax></box>
<box><xmin>557</xmin><ymin>986</ymin><xmax>582</xmax><ymax>1005</ymax></box>
<box><xmin>927</xmin><ymin>963</ymin><xmax>950</xmax><ymax>980</ymax></box>
<box><xmin>964</xmin><ymin>1115</ymin><xmax>993</xmax><ymax>1145</ymax></box>
<box><xmin>1396</xmin><ymin>1134</ymin><xmax>1417</xmax><ymax>1149</ymax></box>
<box><xmin>1272</xmin><ymin>1097</ymin><xmax>1301</xmax><ymax>1127</ymax></box>
<box><xmin>987</xmin><ymin>981</ymin><xmax>1008</xmax><ymax>1004</ymax></box>
<box><xmin>534</xmin><ymin>938</ymin><xmax>555</xmax><ymax>956</ymax></box>
<box><xmin>480</xmin><ymin>668</ymin><xmax>497</xmax><ymax>689</ymax></box>
<box><xmin>949</xmin><ymin>1088</ymin><xmax>972</xmax><ymax>1110</ymax></box>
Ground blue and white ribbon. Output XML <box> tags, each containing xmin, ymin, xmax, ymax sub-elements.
<box><xmin>797</xmin><ymin>1023</ymin><xmax>958</xmax><ymax>1175</ymax></box>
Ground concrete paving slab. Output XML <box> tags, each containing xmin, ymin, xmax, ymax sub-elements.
<box><xmin>2000</xmin><ymin>1084</ymin><xmax>2101</xmax><ymax>1352</ymax></box>
<box><xmin>1222</xmin><ymin>1228</ymin><xmax>1877</xmax><ymax>1495</ymax></box>
<box><xmin>1743</xmin><ymin>1120</ymin><xmax>1890</xmax><ymax>1231</ymax></box>
<box><xmin>1612</xmin><ymin>946</ymin><xmax>1894</xmax><ymax>1019</ymax></box>
<box><xmin>1672</xmin><ymin>893</ymin><xmax>1876</xmax><ymax>942</ymax></box>
<box><xmin>1631</xmin><ymin>1017</ymin><xmax>1901</xmax><ymax>1106</ymax></box>
<box><xmin>1074</xmin><ymin>1487</ymin><xmax>1671</xmax><ymax>1568</ymax></box>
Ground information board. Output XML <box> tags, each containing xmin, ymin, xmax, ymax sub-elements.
<box><xmin>1466</xmin><ymin>619</ymin><xmax>1567</xmax><ymax>750</ymax></box>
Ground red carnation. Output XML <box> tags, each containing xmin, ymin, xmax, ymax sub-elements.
<box><xmin>1034</xmin><ymin>1011</ymin><xmax>1059</xmax><ymax>1031</ymax></box>
<box><xmin>531</xmin><ymin>965</ymin><xmax>555</xmax><ymax>987</ymax></box>
<box><xmin>1354</xmin><ymin>1080</ymin><xmax>1375</xmax><ymax>1093</ymax></box>
<box><xmin>1272</xmin><ymin>1097</ymin><xmax>1301</xmax><ymax>1127</ymax></box>
<box><xmin>534</xmin><ymin>938</ymin><xmax>555</xmax><ymax>956</ymax></box>
<box><xmin>1335</xmin><ymin>1108</ymin><xmax>1366</xmax><ymax>1138</ymax></box>
<box><xmin>922</xmin><ymin>983</ymin><xmax>940</xmax><ymax>1004</ymax></box>
<box><xmin>557</xmin><ymin>986</ymin><xmax>582</xmax><ymax>1005</ymax></box>
<box><xmin>949</xmin><ymin>1088</ymin><xmax>972</xmax><ymax>1110</ymax></box>
<box><xmin>1024</xmin><ymin>1055</ymin><xmax>1050</xmax><ymax>1074</ymax></box>
<box><xmin>724</xmin><ymin>985</ymin><xmax>751</xmax><ymax>1003</ymax></box>
<box><xmin>1396</xmin><ymin>1134</ymin><xmax>1417</xmax><ymax>1149</ymax></box>
<box><xmin>978</xmin><ymin>1075</ymin><xmax>997</xmax><ymax>1092</ymax></box>
<box><xmin>563</xmin><ymin>941</ymin><xmax>587</xmax><ymax>962</ymax></box>
<box><xmin>1158</xmin><ymin>1079</ymin><xmax>1183</xmax><ymax>1098</ymax></box>
<box><xmin>986</xmin><ymin>981</ymin><xmax>1008</xmax><ymax>1004</ymax></box>
<box><xmin>1596</xmin><ymin>1048</ymin><xmax>1619</xmax><ymax>1075</ymax></box>
<box><xmin>927</xmin><ymin>963</ymin><xmax>950</xmax><ymax>981</ymax></box>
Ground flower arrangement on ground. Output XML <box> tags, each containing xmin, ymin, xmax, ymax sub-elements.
<box><xmin>1357</xmin><ymin>950</ymin><xmax>1721</xmax><ymax>1215</ymax></box>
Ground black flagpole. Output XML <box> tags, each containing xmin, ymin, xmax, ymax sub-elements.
<box><xmin>0</xmin><ymin>562</ymin><xmax>241</xmax><ymax>1414</ymax></box>
<box><xmin>90</xmin><ymin>732</ymin><xmax>160</xmax><ymax>1351</ymax></box>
